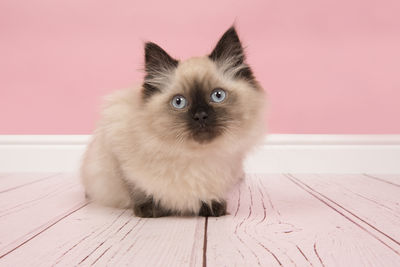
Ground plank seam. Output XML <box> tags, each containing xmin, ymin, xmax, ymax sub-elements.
<box><xmin>288</xmin><ymin>174</ymin><xmax>400</xmax><ymax>246</ymax></box>
<box><xmin>285</xmin><ymin>174</ymin><xmax>400</xmax><ymax>256</ymax></box>
<box><xmin>0</xmin><ymin>173</ymin><xmax>61</xmax><ymax>194</ymax></box>
<box><xmin>202</xmin><ymin>217</ymin><xmax>208</xmax><ymax>267</ymax></box>
<box><xmin>363</xmin><ymin>174</ymin><xmax>400</xmax><ymax>187</ymax></box>
<box><xmin>0</xmin><ymin>202</ymin><xmax>89</xmax><ymax>259</ymax></box>
<box><xmin>77</xmin><ymin>210</ymin><xmax>130</xmax><ymax>265</ymax></box>
<box><xmin>0</xmin><ymin>183</ymin><xmax>78</xmax><ymax>218</ymax></box>
<box><xmin>313</xmin><ymin>242</ymin><xmax>325</xmax><ymax>267</ymax></box>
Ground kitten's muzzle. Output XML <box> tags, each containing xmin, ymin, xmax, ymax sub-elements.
<box><xmin>192</xmin><ymin>110</ymin><xmax>208</xmax><ymax>125</ymax></box>
<box><xmin>188</xmin><ymin>107</ymin><xmax>220</xmax><ymax>143</ymax></box>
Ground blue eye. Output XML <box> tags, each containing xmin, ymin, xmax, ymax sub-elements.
<box><xmin>211</xmin><ymin>88</ymin><xmax>226</xmax><ymax>103</ymax></box>
<box><xmin>171</xmin><ymin>95</ymin><xmax>187</xmax><ymax>109</ymax></box>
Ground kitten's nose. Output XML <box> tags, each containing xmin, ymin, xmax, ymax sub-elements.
<box><xmin>193</xmin><ymin>110</ymin><xmax>208</xmax><ymax>122</ymax></box>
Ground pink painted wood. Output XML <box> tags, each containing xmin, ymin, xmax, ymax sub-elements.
<box><xmin>291</xmin><ymin>173</ymin><xmax>400</xmax><ymax>249</ymax></box>
<box><xmin>206</xmin><ymin>174</ymin><xmax>400</xmax><ymax>266</ymax></box>
<box><xmin>0</xmin><ymin>173</ymin><xmax>87</xmax><ymax>257</ymax></box>
<box><xmin>0</xmin><ymin>173</ymin><xmax>58</xmax><ymax>193</ymax></box>
<box><xmin>1</xmin><ymin>173</ymin><xmax>400</xmax><ymax>266</ymax></box>
<box><xmin>364</xmin><ymin>174</ymin><xmax>400</xmax><ymax>187</ymax></box>
<box><xmin>0</xmin><ymin>204</ymin><xmax>204</xmax><ymax>266</ymax></box>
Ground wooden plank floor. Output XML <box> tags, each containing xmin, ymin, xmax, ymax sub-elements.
<box><xmin>0</xmin><ymin>173</ymin><xmax>399</xmax><ymax>266</ymax></box>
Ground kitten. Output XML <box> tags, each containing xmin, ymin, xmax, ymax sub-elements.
<box><xmin>80</xmin><ymin>26</ymin><xmax>266</xmax><ymax>217</ymax></box>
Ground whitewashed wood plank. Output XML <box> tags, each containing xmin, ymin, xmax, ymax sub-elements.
<box><xmin>364</xmin><ymin>174</ymin><xmax>400</xmax><ymax>187</ymax></box>
<box><xmin>0</xmin><ymin>204</ymin><xmax>204</xmax><ymax>267</ymax></box>
<box><xmin>0</xmin><ymin>174</ymin><xmax>71</xmax><ymax>210</ymax></box>
<box><xmin>0</xmin><ymin>173</ymin><xmax>87</xmax><ymax>257</ymax></box>
<box><xmin>0</xmin><ymin>173</ymin><xmax>59</xmax><ymax>193</ymax></box>
<box><xmin>0</xmin><ymin>173</ymin><xmax>78</xmax><ymax>215</ymax></box>
<box><xmin>206</xmin><ymin>174</ymin><xmax>400</xmax><ymax>267</ymax></box>
<box><xmin>290</xmin><ymin>174</ymin><xmax>400</xmax><ymax>247</ymax></box>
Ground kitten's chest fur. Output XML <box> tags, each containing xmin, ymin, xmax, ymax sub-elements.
<box><xmin>114</xmin><ymin>136</ymin><xmax>243</xmax><ymax>213</ymax></box>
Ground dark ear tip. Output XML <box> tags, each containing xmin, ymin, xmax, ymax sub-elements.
<box><xmin>144</xmin><ymin>42</ymin><xmax>158</xmax><ymax>51</ymax></box>
<box><xmin>227</xmin><ymin>25</ymin><xmax>237</xmax><ymax>33</ymax></box>
<box><xmin>225</xmin><ymin>25</ymin><xmax>239</xmax><ymax>37</ymax></box>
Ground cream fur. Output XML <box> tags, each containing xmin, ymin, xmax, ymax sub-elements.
<box><xmin>81</xmin><ymin>56</ymin><xmax>266</xmax><ymax>214</ymax></box>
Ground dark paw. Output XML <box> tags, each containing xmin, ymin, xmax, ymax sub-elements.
<box><xmin>133</xmin><ymin>198</ymin><xmax>171</xmax><ymax>218</ymax></box>
<box><xmin>199</xmin><ymin>200</ymin><xmax>227</xmax><ymax>217</ymax></box>
<box><xmin>133</xmin><ymin>201</ymin><xmax>155</xmax><ymax>218</ymax></box>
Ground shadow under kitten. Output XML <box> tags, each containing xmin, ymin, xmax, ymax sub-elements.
<box><xmin>130</xmin><ymin>186</ymin><xmax>227</xmax><ymax>218</ymax></box>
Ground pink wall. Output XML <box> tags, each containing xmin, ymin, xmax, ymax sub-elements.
<box><xmin>1</xmin><ymin>0</ymin><xmax>400</xmax><ymax>134</ymax></box>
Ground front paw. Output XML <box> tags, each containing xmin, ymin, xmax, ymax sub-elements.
<box><xmin>199</xmin><ymin>200</ymin><xmax>227</xmax><ymax>217</ymax></box>
<box><xmin>133</xmin><ymin>201</ymin><xmax>155</xmax><ymax>218</ymax></box>
<box><xmin>133</xmin><ymin>198</ymin><xmax>171</xmax><ymax>218</ymax></box>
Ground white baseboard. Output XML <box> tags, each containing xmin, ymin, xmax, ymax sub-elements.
<box><xmin>0</xmin><ymin>135</ymin><xmax>399</xmax><ymax>173</ymax></box>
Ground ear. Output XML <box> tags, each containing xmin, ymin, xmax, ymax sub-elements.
<box><xmin>209</xmin><ymin>26</ymin><xmax>245</xmax><ymax>66</ymax></box>
<box><xmin>209</xmin><ymin>26</ymin><xmax>255</xmax><ymax>83</ymax></box>
<box><xmin>143</xmin><ymin>42</ymin><xmax>178</xmax><ymax>99</ymax></box>
<box><xmin>145</xmin><ymin>42</ymin><xmax>178</xmax><ymax>74</ymax></box>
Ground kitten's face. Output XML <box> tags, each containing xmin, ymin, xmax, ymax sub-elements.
<box><xmin>140</xmin><ymin>27</ymin><xmax>265</xmax><ymax>147</ymax></box>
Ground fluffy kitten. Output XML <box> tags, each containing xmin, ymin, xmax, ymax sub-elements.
<box><xmin>81</xmin><ymin>26</ymin><xmax>266</xmax><ymax>217</ymax></box>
